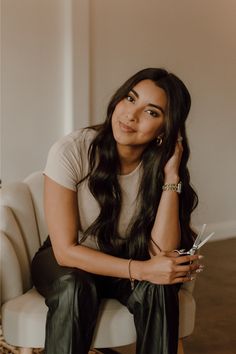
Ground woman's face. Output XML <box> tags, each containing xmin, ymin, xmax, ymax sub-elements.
<box><xmin>111</xmin><ymin>79</ymin><xmax>167</xmax><ymax>150</ymax></box>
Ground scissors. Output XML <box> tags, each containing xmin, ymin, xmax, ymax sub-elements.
<box><xmin>174</xmin><ymin>224</ymin><xmax>215</xmax><ymax>256</ymax></box>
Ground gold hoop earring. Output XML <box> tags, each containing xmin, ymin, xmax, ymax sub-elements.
<box><xmin>156</xmin><ymin>136</ymin><xmax>163</xmax><ymax>146</ymax></box>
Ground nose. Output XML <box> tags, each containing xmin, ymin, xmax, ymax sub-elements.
<box><xmin>125</xmin><ymin>107</ymin><xmax>138</xmax><ymax>121</ymax></box>
<box><xmin>126</xmin><ymin>113</ymin><xmax>135</xmax><ymax>121</ymax></box>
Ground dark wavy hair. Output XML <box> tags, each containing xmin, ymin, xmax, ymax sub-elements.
<box><xmin>81</xmin><ymin>68</ymin><xmax>198</xmax><ymax>260</ymax></box>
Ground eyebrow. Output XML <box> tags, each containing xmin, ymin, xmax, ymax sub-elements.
<box><xmin>131</xmin><ymin>89</ymin><xmax>165</xmax><ymax>115</ymax></box>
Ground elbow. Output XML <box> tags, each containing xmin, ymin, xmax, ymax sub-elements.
<box><xmin>53</xmin><ymin>247</ymin><xmax>70</xmax><ymax>267</ymax></box>
<box><xmin>56</xmin><ymin>257</ymin><xmax>67</xmax><ymax>267</ymax></box>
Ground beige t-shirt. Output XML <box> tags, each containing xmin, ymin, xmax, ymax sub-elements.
<box><xmin>44</xmin><ymin>128</ymin><xmax>142</xmax><ymax>250</ymax></box>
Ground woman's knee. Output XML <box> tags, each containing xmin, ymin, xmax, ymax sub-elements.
<box><xmin>133</xmin><ymin>281</ymin><xmax>162</xmax><ymax>298</ymax></box>
<box><xmin>132</xmin><ymin>281</ymin><xmax>179</xmax><ymax>299</ymax></box>
<box><xmin>56</xmin><ymin>269</ymin><xmax>99</xmax><ymax>300</ymax></box>
<box><xmin>127</xmin><ymin>281</ymin><xmax>168</xmax><ymax>312</ymax></box>
<box><xmin>44</xmin><ymin>269</ymin><xmax>100</xmax><ymax>315</ymax></box>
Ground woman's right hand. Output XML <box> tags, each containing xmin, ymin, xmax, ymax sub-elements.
<box><xmin>163</xmin><ymin>136</ymin><xmax>183</xmax><ymax>184</ymax></box>
<box><xmin>137</xmin><ymin>251</ymin><xmax>203</xmax><ymax>285</ymax></box>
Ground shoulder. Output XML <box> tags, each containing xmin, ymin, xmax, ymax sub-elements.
<box><xmin>44</xmin><ymin>128</ymin><xmax>98</xmax><ymax>191</ymax></box>
<box><xmin>50</xmin><ymin>128</ymin><xmax>97</xmax><ymax>156</ymax></box>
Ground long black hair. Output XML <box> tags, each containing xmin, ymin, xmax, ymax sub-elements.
<box><xmin>82</xmin><ymin>68</ymin><xmax>198</xmax><ymax>260</ymax></box>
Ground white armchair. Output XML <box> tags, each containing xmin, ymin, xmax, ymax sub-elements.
<box><xmin>0</xmin><ymin>172</ymin><xmax>196</xmax><ymax>353</ymax></box>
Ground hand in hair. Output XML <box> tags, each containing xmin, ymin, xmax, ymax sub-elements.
<box><xmin>164</xmin><ymin>138</ymin><xmax>183</xmax><ymax>183</ymax></box>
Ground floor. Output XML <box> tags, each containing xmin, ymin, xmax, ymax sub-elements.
<box><xmin>184</xmin><ymin>237</ymin><xmax>236</xmax><ymax>354</ymax></box>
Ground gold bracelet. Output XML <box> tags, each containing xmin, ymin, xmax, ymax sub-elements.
<box><xmin>128</xmin><ymin>259</ymin><xmax>135</xmax><ymax>290</ymax></box>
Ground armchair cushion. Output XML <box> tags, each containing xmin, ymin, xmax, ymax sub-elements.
<box><xmin>0</xmin><ymin>231</ymin><xmax>23</xmax><ymax>304</ymax></box>
<box><xmin>2</xmin><ymin>288</ymin><xmax>136</xmax><ymax>349</ymax></box>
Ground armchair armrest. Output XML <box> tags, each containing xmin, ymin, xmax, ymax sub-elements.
<box><xmin>0</xmin><ymin>205</ymin><xmax>31</xmax><ymax>294</ymax></box>
<box><xmin>181</xmin><ymin>278</ymin><xmax>196</xmax><ymax>293</ymax></box>
<box><xmin>0</xmin><ymin>231</ymin><xmax>23</xmax><ymax>305</ymax></box>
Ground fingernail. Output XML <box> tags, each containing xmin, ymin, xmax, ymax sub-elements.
<box><xmin>199</xmin><ymin>264</ymin><xmax>205</xmax><ymax>269</ymax></box>
<box><xmin>196</xmin><ymin>268</ymin><xmax>203</xmax><ymax>273</ymax></box>
<box><xmin>190</xmin><ymin>277</ymin><xmax>196</xmax><ymax>281</ymax></box>
<box><xmin>198</xmin><ymin>255</ymin><xmax>204</xmax><ymax>259</ymax></box>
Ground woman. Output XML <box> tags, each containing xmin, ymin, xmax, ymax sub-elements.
<box><xmin>31</xmin><ymin>68</ymin><xmax>203</xmax><ymax>354</ymax></box>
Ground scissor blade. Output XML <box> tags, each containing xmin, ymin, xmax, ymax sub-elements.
<box><xmin>197</xmin><ymin>232</ymin><xmax>215</xmax><ymax>250</ymax></box>
<box><xmin>193</xmin><ymin>223</ymin><xmax>207</xmax><ymax>248</ymax></box>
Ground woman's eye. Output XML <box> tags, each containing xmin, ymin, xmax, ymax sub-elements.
<box><xmin>146</xmin><ymin>110</ymin><xmax>159</xmax><ymax>118</ymax></box>
<box><xmin>126</xmin><ymin>95</ymin><xmax>135</xmax><ymax>103</ymax></box>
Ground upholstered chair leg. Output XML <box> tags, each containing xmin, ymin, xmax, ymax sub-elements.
<box><xmin>19</xmin><ymin>348</ymin><xmax>33</xmax><ymax>354</ymax></box>
<box><xmin>178</xmin><ymin>338</ymin><xmax>185</xmax><ymax>354</ymax></box>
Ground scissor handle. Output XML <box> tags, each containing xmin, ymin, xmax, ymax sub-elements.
<box><xmin>173</xmin><ymin>249</ymin><xmax>191</xmax><ymax>256</ymax></box>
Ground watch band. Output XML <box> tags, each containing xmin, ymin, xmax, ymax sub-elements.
<box><xmin>162</xmin><ymin>182</ymin><xmax>182</xmax><ymax>194</ymax></box>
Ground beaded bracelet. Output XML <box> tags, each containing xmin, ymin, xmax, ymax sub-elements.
<box><xmin>128</xmin><ymin>259</ymin><xmax>135</xmax><ymax>290</ymax></box>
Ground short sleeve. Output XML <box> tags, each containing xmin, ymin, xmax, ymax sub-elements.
<box><xmin>44</xmin><ymin>129</ymin><xmax>93</xmax><ymax>191</ymax></box>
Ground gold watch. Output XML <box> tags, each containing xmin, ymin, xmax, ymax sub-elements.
<box><xmin>162</xmin><ymin>182</ymin><xmax>182</xmax><ymax>194</ymax></box>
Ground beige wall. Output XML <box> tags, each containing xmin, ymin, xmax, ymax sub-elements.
<box><xmin>1</xmin><ymin>0</ymin><xmax>74</xmax><ymax>183</ymax></box>
<box><xmin>87</xmin><ymin>0</ymin><xmax>236</xmax><ymax>238</ymax></box>
<box><xmin>1</xmin><ymin>0</ymin><xmax>236</xmax><ymax>239</ymax></box>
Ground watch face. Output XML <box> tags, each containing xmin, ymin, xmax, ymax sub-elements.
<box><xmin>177</xmin><ymin>182</ymin><xmax>182</xmax><ymax>194</ymax></box>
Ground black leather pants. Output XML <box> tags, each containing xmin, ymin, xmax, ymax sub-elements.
<box><xmin>31</xmin><ymin>243</ymin><xmax>179</xmax><ymax>354</ymax></box>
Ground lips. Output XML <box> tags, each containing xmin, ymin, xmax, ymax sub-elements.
<box><xmin>119</xmin><ymin>121</ymin><xmax>136</xmax><ymax>133</ymax></box>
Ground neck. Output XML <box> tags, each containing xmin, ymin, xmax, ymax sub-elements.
<box><xmin>117</xmin><ymin>144</ymin><xmax>144</xmax><ymax>175</ymax></box>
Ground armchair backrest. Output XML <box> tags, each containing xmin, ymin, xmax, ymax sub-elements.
<box><xmin>24</xmin><ymin>171</ymin><xmax>48</xmax><ymax>246</ymax></box>
<box><xmin>0</xmin><ymin>172</ymin><xmax>47</xmax><ymax>301</ymax></box>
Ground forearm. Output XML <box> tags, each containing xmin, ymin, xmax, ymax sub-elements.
<box><xmin>53</xmin><ymin>242</ymin><xmax>202</xmax><ymax>286</ymax></box>
<box><xmin>150</xmin><ymin>176</ymin><xmax>181</xmax><ymax>254</ymax></box>
<box><xmin>55</xmin><ymin>243</ymin><xmax>144</xmax><ymax>281</ymax></box>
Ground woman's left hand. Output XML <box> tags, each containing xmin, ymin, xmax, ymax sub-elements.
<box><xmin>164</xmin><ymin>137</ymin><xmax>183</xmax><ymax>182</ymax></box>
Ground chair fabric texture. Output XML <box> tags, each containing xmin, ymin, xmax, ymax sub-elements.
<box><xmin>0</xmin><ymin>172</ymin><xmax>196</xmax><ymax>349</ymax></box>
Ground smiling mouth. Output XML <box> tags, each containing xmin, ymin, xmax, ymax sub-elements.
<box><xmin>119</xmin><ymin>121</ymin><xmax>136</xmax><ymax>133</ymax></box>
